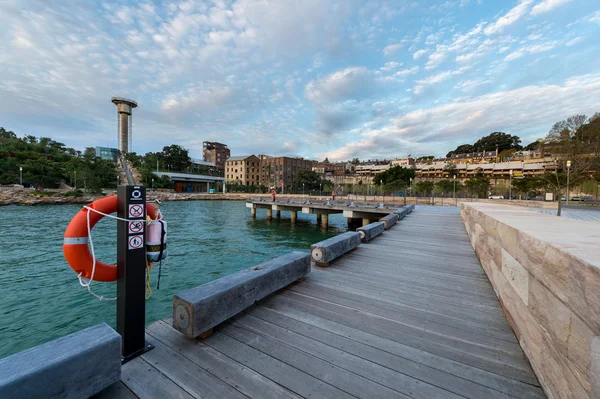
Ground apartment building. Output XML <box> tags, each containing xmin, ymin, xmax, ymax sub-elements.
<box><xmin>224</xmin><ymin>155</ymin><xmax>261</xmax><ymax>186</ymax></box>
<box><xmin>259</xmin><ymin>156</ymin><xmax>313</xmax><ymax>191</ymax></box>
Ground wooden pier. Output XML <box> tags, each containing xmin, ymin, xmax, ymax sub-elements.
<box><xmin>98</xmin><ymin>206</ymin><xmax>544</xmax><ymax>399</ymax></box>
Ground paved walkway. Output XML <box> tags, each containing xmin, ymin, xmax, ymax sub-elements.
<box><xmin>98</xmin><ymin>206</ymin><xmax>545</xmax><ymax>399</ymax></box>
<box><xmin>534</xmin><ymin>207</ymin><xmax>600</xmax><ymax>222</ymax></box>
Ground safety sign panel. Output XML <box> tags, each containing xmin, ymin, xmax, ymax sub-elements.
<box><xmin>128</xmin><ymin>235</ymin><xmax>144</xmax><ymax>250</ymax></box>
<box><xmin>128</xmin><ymin>220</ymin><xmax>144</xmax><ymax>234</ymax></box>
<box><xmin>128</xmin><ymin>204</ymin><xmax>144</xmax><ymax>219</ymax></box>
<box><xmin>130</xmin><ymin>189</ymin><xmax>143</xmax><ymax>201</ymax></box>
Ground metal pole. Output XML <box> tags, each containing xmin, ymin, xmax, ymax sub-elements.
<box><xmin>74</xmin><ymin>171</ymin><xmax>77</xmax><ymax>190</ymax></box>
<box><xmin>19</xmin><ymin>167</ymin><xmax>22</xmax><ymax>186</ymax></box>
<box><xmin>567</xmin><ymin>167</ymin><xmax>570</xmax><ymax>205</ymax></box>
<box><xmin>117</xmin><ymin>185</ymin><xmax>153</xmax><ymax>363</ymax></box>
<box><xmin>509</xmin><ymin>170</ymin><xmax>512</xmax><ymax>200</ymax></box>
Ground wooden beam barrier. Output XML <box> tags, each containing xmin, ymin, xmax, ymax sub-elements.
<box><xmin>356</xmin><ymin>222</ymin><xmax>385</xmax><ymax>243</ymax></box>
<box><xmin>310</xmin><ymin>231</ymin><xmax>361</xmax><ymax>267</ymax></box>
<box><xmin>0</xmin><ymin>323</ymin><xmax>121</xmax><ymax>399</ymax></box>
<box><xmin>173</xmin><ymin>251</ymin><xmax>310</xmax><ymax>338</ymax></box>
<box><xmin>379</xmin><ymin>213</ymin><xmax>399</xmax><ymax>230</ymax></box>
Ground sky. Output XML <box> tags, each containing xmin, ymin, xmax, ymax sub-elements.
<box><xmin>1</xmin><ymin>0</ymin><xmax>599</xmax><ymax>161</ymax></box>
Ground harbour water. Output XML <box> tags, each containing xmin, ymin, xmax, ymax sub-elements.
<box><xmin>0</xmin><ymin>200</ymin><xmax>347</xmax><ymax>359</ymax></box>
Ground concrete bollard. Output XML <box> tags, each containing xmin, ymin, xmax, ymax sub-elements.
<box><xmin>310</xmin><ymin>231</ymin><xmax>361</xmax><ymax>267</ymax></box>
<box><xmin>379</xmin><ymin>213</ymin><xmax>398</xmax><ymax>230</ymax></box>
<box><xmin>173</xmin><ymin>251</ymin><xmax>310</xmax><ymax>338</ymax></box>
<box><xmin>0</xmin><ymin>323</ymin><xmax>121</xmax><ymax>399</ymax></box>
<box><xmin>394</xmin><ymin>207</ymin><xmax>409</xmax><ymax>220</ymax></box>
<box><xmin>356</xmin><ymin>222</ymin><xmax>385</xmax><ymax>243</ymax></box>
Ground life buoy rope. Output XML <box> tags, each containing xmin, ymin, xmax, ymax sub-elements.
<box><xmin>64</xmin><ymin>195</ymin><xmax>163</xmax><ymax>301</ymax></box>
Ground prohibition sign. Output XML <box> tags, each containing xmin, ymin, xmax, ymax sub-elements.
<box><xmin>128</xmin><ymin>204</ymin><xmax>144</xmax><ymax>218</ymax></box>
<box><xmin>128</xmin><ymin>235</ymin><xmax>144</xmax><ymax>250</ymax></box>
<box><xmin>128</xmin><ymin>220</ymin><xmax>144</xmax><ymax>234</ymax></box>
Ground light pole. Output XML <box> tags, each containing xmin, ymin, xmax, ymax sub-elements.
<box><xmin>319</xmin><ymin>183</ymin><xmax>322</xmax><ymax>197</ymax></box>
<box><xmin>152</xmin><ymin>178</ymin><xmax>154</xmax><ymax>190</ymax></box>
<box><xmin>409</xmin><ymin>177</ymin><xmax>413</xmax><ymax>197</ymax></box>
<box><xmin>19</xmin><ymin>166</ymin><xmax>23</xmax><ymax>186</ymax></box>
<box><xmin>74</xmin><ymin>171</ymin><xmax>77</xmax><ymax>190</ymax></box>
<box><xmin>566</xmin><ymin>160</ymin><xmax>571</xmax><ymax>205</ymax></box>
<box><xmin>302</xmin><ymin>183</ymin><xmax>305</xmax><ymax>196</ymax></box>
<box><xmin>453</xmin><ymin>175</ymin><xmax>456</xmax><ymax>199</ymax></box>
<box><xmin>509</xmin><ymin>169</ymin><xmax>513</xmax><ymax>200</ymax></box>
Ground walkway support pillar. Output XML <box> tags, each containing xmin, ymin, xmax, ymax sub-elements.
<box><xmin>291</xmin><ymin>211</ymin><xmax>297</xmax><ymax>224</ymax></box>
<box><xmin>276</xmin><ymin>210</ymin><xmax>281</xmax><ymax>219</ymax></box>
<box><xmin>362</xmin><ymin>218</ymin><xmax>370</xmax><ymax>226</ymax></box>
<box><xmin>267</xmin><ymin>209</ymin><xmax>272</xmax><ymax>220</ymax></box>
<box><xmin>317</xmin><ymin>214</ymin><xmax>322</xmax><ymax>224</ymax></box>
<box><xmin>251</xmin><ymin>207</ymin><xmax>256</xmax><ymax>218</ymax></box>
<box><xmin>322</xmin><ymin>214</ymin><xmax>329</xmax><ymax>228</ymax></box>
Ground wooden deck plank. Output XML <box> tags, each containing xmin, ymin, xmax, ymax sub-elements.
<box><xmin>93</xmin><ymin>381</ymin><xmax>139</xmax><ymax>399</ymax></box>
<box><xmin>127</xmin><ymin>206</ymin><xmax>544</xmax><ymax>399</ymax></box>
<box><xmin>146</xmin><ymin>320</ymin><xmax>302</xmax><ymax>399</ymax></box>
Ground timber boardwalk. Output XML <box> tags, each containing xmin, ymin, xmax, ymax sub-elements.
<box><xmin>100</xmin><ymin>207</ymin><xmax>545</xmax><ymax>399</ymax></box>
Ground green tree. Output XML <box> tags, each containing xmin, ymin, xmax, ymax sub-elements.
<box><xmin>473</xmin><ymin>132</ymin><xmax>522</xmax><ymax>152</ymax></box>
<box><xmin>414</xmin><ymin>181</ymin><xmax>434</xmax><ymax>195</ymax></box>
<box><xmin>443</xmin><ymin>162</ymin><xmax>458</xmax><ymax>177</ymax></box>
<box><xmin>162</xmin><ymin>145</ymin><xmax>191</xmax><ymax>171</ymax></box>
<box><xmin>465</xmin><ymin>173</ymin><xmax>491</xmax><ymax>198</ymax></box>
<box><xmin>447</xmin><ymin>144</ymin><xmax>475</xmax><ymax>157</ymax></box>
<box><xmin>292</xmin><ymin>169</ymin><xmax>322</xmax><ymax>191</ymax></box>
<box><xmin>373</xmin><ymin>166</ymin><xmax>415</xmax><ymax>186</ymax></box>
<box><xmin>434</xmin><ymin>180</ymin><xmax>454</xmax><ymax>196</ymax></box>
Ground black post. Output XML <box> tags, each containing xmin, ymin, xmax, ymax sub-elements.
<box><xmin>117</xmin><ymin>185</ymin><xmax>152</xmax><ymax>363</ymax></box>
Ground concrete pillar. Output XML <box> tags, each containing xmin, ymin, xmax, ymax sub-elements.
<box><xmin>275</xmin><ymin>210</ymin><xmax>281</xmax><ymax>219</ymax></box>
<box><xmin>322</xmin><ymin>214</ymin><xmax>328</xmax><ymax>228</ymax></box>
<box><xmin>291</xmin><ymin>211</ymin><xmax>297</xmax><ymax>224</ymax></box>
<box><xmin>316</xmin><ymin>214</ymin><xmax>322</xmax><ymax>224</ymax></box>
<box><xmin>251</xmin><ymin>207</ymin><xmax>256</xmax><ymax>218</ymax></box>
<box><xmin>362</xmin><ymin>218</ymin><xmax>370</xmax><ymax>226</ymax></box>
<box><xmin>206</xmin><ymin>182</ymin><xmax>210</xmax><ymax>192</ymax></box>
<box><xmin>267</xmin><ymin>209</ymin><xmax>272</xmax><ymax>220</ymax></box>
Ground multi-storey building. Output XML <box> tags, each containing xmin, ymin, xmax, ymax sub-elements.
<box><xmin>259</xmin><ymin>156</ymin><xmax>313</xmax><ymax>192</ymax></box>
<box><xmin>203</xmin><ymin>142</ymin><xmax>230</xmax><ymax>169</ymax></box>
<box><xmin>224</xmin><ymin>155</ymin><xmax>261</xmax><ymax>186</ymax></box>
<box><xmin>391</xmin><ymin>157</ymin><xmax>415</xmax><ymax>167</ymax></box>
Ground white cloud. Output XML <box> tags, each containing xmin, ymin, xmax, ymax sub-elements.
<box><xmin>383</xmin><ymin>43</ymin><xmax>403</xmax><ymax>56</ymax></box>
<box><xmin>380</xmin><ymin>61</ymin><xmax>402</xmax><ymax>71</ymax></box>
<box><xmin>305</xmin><ymin>67</ymin><xmax>377</xmax><ymax>103</ymax></box>
<box><xmin>425</xmin><ymin>44</ymin><xmax>449</xmax><ymax>70</ymax></box>
<box><xmin>565</xmin><ymin>37</ymin><xmax>583</xmax><ymax>46</ymax></box>
<box><xmin>395</xmin><ymin>66</ymin><xmax>419</xmax><ymax>77</ymax></box>
<box><xmin>327</xmin><ymin>72</ymin><xmax>600</xmax><ymax>159</ymax></box>
<box><xmin>530</xmin><ymin>0</ymin><xmax>570</xmax><ymax>16</ymax></box>
<box><xmin>484</xmin><ymin>0</ymin><xmax>534</xmax><ymax>35</ymax></box>
<box><xmin>413</xmin><ymin>49</ymin><xmax>428</xmax><ymax>60</ymax></box>
<box><xmin>504</xmin><ymin>41</ymin><xmax>558</xmax><ymax>61</ymax></box>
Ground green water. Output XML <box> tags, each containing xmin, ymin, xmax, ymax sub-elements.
<box><xmin>0</xmin><ymin>200</ymin><xmax>346</xmax><ymax>359</ymax></box>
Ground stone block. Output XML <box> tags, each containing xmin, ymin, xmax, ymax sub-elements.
<box><xmin>379</xmin><ymin>213</ymin><xmax>398</xmax><ymax>230</ymax></box>
<box><xmin>592</xmin><ymin>337</ymin><xmax>600</xmax><ymax>399</ymax></box>
<box><xmin>501</xmin><ymin>249</ymin><xmax>529</xmax><ymax>306</ymax></box>
<box><xmin>394</xmin><ymin>207</ymin><xmax>409</xmax><ymax>219</ymax></box>
<box><xmin>0</xmin><ymin>323</ymin><xmax>121</xmax><ymax>399</ymax></box>
<box><xmin>173</xmin><ymin>251</ymin><xmax>311</xmax><ymax>338</ymax></box>
<box><xmin>568</xmin><ymin>257</ymin><xmax>600</xmax><ymax>333</ymax></box>
<box><xmin>356</xmin><ymin>222</ymin><xmax>385</xmax><ymax>243</ymax></box>
<box><xmin>310</xmin><ymin>232</ymin><xmax>361</xmax><ymax>266</ymax></box>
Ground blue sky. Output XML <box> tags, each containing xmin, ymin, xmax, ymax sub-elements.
<box><xmin>1</xmin><ymin>0</ymin><xmax>599</xmax><ymax>161</ymax></box>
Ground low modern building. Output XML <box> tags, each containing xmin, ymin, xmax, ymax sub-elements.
<box><xmin>225</xmin><ymin>155</ymin><xmax>261</xmax><ymax>186</ymax></box>
<box><xmin>202</xmin><ymin>142</ymin><xmax>230</xmax><ymax>169</ymax></box>
<box><xmin>96</xmin><ymin>146</ymin><xmax>119</xmax><ymax>162</ymax></box>
<box><xmin>152</xmin><ymin>172</ymin><xmax>225</xmax><ymax>193</ymax></box>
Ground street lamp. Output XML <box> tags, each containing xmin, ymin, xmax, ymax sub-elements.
<box><xmin>566</xmin><ymin>160</ymin><xmax>571</xmax><ymax>205</ymax></box>
<box><xmin>409</xmin><ymin>177</ymin><xmax>413</xmax><ymax>197</ymax></box>
<box><xmin>509</xmin><ymin>169</ymin><xmax>513</xmax><ymax>200</ymax></box>
<box><xmin>19</xmin><ymin>166</ymin><xmax>23</xmax><ymax>186</ymax></box>
<box><xmin>302</xmin><ymin>183</ymin><xmax>305</xmax><ymax>196</ymax></box>
<box><xmin>74</xmin><ymin>171</ymin><xmax>77</xmax><ymax>190</ymax></box>
<box><xmin>319</xmin><ymin>183</ymin><xmax>322</xmax><ymax>197</ymax></box>
<box><xmin>152</xmin><ymin>178</ymin><xmax>154</xmax><ymax>189</ymax></box>
<box><xmin>453</xmin><ymin>175</ymin><xmax>456</xmax><ymax>199</ymax></box>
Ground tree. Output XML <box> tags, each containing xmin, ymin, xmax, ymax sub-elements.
<box><xmin>351</xmin><ymin>158</ymin><xmax>360</xmax><ymax>165</ymax></box>
<box><xmin>465</xmin><ymin>173</ymin><xmax>490</xmax><ymax>198</ymax></box>
<box><xmin>292</xmin><ymin>169</ymin><xmax>322</xmax><ymax>191</ymax></box>
<box><xmin>548</xmin><ymin>114</ymin><xmax>587</xmax><ymax>140</ymax></box>
<box><xmin>414</xmin><ymin>181</ymin><xmax>434</xmax><ymax>196</ymax></box>
<box><xmin>162</xmin><ymin>145</ymin><xmax>190</xmax><ymax>171</ymax></box>
<box><xmin>434</xmin><ymin>180</ymin><xmax>454</xmax><ymax>196</ymax></box>
<box><xmin>473</xmin><ymin>132</ymin><xmax>522</xmax><ymax>152</ymax></box>
<box><xmin>523</xmin><ymin>140</ymin><xmax>542</xmax><ymax>151</ymax></box>
<box><xmin>373</xmin><ymin>166</ymin><xmax>415</xmax><ymax>186</ymax></box>
<box><xmin>447</xmin><ymin>144</ymin><xmax>475</xmax><ymax>157</ymax></box>
<box><xmin>443</xmin><ymin>162</ymin><xmax>458</xmax><ymax>177</ymax></box>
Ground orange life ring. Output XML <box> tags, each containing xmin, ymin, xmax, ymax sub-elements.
<box><xmin>63</xmin><ymin>195</ymin><xmax>159</xmax><ymax>282</ymax></box>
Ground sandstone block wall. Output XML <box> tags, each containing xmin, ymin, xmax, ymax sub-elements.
<box><xmin>461</xmin><ymin>202</ymin><xmax>600</xmax><ymax>399</ymax></box>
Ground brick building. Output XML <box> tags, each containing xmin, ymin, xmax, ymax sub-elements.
<box><xmin>259</xmin><ymin>156</ymin><xmax>313</xmax><ymax>192</ymax></box>
<box><xmin>203</xmin><ymin>142</ymin><xmax>230</xmax><ymax>169</ymax></box>
<box><xmin>225</xmin><ymin>155</ymin><xmax>261</xmax><ymax>186</ymax></box>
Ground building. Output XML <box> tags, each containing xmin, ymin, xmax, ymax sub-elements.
<box><xmin>111</xmin><ymin>97</ymin><xmax>137</xmax><ymax>154</ymax></box>
<box><xmin>259</xmin><ymin>156</ymin><xmax>313</xmax><ymax>192</ymax></box>
<box><xmin>355</xmin><ymin>163</ymin><xmax>391</xmax><ymax>177</ymax></box>
<box><xmin>391</xmin><ymin>158</ymin><xmax>415</xmax><ymax>167</ymax></box>
<box><xmin>95</xmin><ymin>146</ymin><xmax>118</xmax><ymax>162</ymax></box>
<box><xmin>203</xmin><ymin>142</ymin><xmax>230</xmax><ymax>169</ymax></box>
<box><xmin>225</xmin><ymin>155</ymin><xmax>261</xmax><ymax>186</ymax></box>
<box><xmin>153</xmin><ymin>171</ymin><xmax>224</xmax><ymax>193</ymax></box>
<box><xmin>312</xmin><ymin>158</ymin><xmax>345</xmax><ymax>176</ymax></box>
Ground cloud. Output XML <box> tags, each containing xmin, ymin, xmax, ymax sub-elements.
<box><xmin>395</xmin><ymin>66</ymin><xmax>419</xmax><ymax>77</ymax></box>
<box><xmin>413</xmin><ymin>49</ymin><xmax>428</xmax><ymax>60</ymax></box>
<box><xmin>425</xmin><ymin>45</ymin><xmax>449</xmax><ymax>70</ymax></box>
<box><xmin>530</xmin><ymin>0</ymin><xmax>570</xmax><ymax>16</ymax></box>
<box><xmin>484</xmin><ymin>0</ymin><xmax>534</xmax><ymax>35</ymax></box>
<box><xmin>383</xmin><ymin>43</ymin><xmax>403</xmax><ymax>56</ymax></box>
<box><xmin>326</xmin><ymin>72</ymin><xmax>600</xmax><ymax>159</ymax></box>
<box><xmin>504</xmin><ymin>41</ymin><xmax>558</xmax><ymax>61</ymax></box>
<box><xmin>305</xmin><ymin>67</ymin><xmax>378</xmax><ymax>103</ymax></box>
<box><xmin>565</xmin><ymin>36</ymin><xmax>583</xmax><ymax>46</ymax></box>
<box><xmin>380</xmin><ymin>61</ymin><xmax>402</xmax><ymax>71</ymax></box>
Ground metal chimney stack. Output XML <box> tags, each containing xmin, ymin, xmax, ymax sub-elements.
<box><xmin>111</xmin><ymin>97</ymin><xmax>138</xmax><ymax>154</ymax></box>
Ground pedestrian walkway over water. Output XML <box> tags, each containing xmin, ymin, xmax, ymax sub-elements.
<box><xmin>100</xmin><ymin>206</ymin><xmax>545</xmax><ymax>399</ymax></box>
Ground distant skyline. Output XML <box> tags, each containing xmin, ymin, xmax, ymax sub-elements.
<box><xmin>1</xmin><ymin>0</ymin><xmax>599</xmax><ymax>161</ymax></box>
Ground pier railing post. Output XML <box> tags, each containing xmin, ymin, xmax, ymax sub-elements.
<box><xmin>117</xmin><ymin>185</ymin><xmax>152</xmax><ymax>363</ymax></box>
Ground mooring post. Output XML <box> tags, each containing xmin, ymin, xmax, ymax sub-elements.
<box><xmin>117</xmin><ymin>185</ymin><xmax>152</xmax><ymax>363</ymax></box>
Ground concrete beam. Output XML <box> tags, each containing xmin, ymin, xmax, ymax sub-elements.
<box><xmin>394</xmin><ymin>207</ymin><xmax>409</xmax><ymax>220</ymax></box>
<box><xmin>343</xmin><ymin>210</ymin><xmax>393</xmax><ymax>219</ymax></box>
<box><xmin>302</xmin><ymin>207</ymin><xmax>344</xmax><ymax>215</ymax></box>
<box><xmin>380</xmin><ymin>213</ymin><xmax>399</xmax><ymax>230</ymax></box>
<box><xmin>357</xmin><ymin>222</ymin><xmax>385</xmax><ymax>242</ymax></box>
<box><xmin>0</xmin><ymin>323</ymin><xmax>121</xmax><ymax>399</ymax></box>
<box><xmin>310</xmin><ymin>232</ymin><xmax>361</xmax><ymax>267</ymax></box>
<box><xmin>173</xmin><ymin>252</ymin><xmax>310</xmax><ymax>338</ymax></box>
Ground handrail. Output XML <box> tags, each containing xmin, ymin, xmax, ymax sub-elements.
<box><xmin>120</xmin><ymin>155</ymin><xmax>136</xmax><ymax>185</ymax></box>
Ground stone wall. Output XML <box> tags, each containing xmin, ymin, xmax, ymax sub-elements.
<box><xmin>461</xmin><ymin>202</ymin><xmax>600</xmax><ymax>398</ymax></box>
